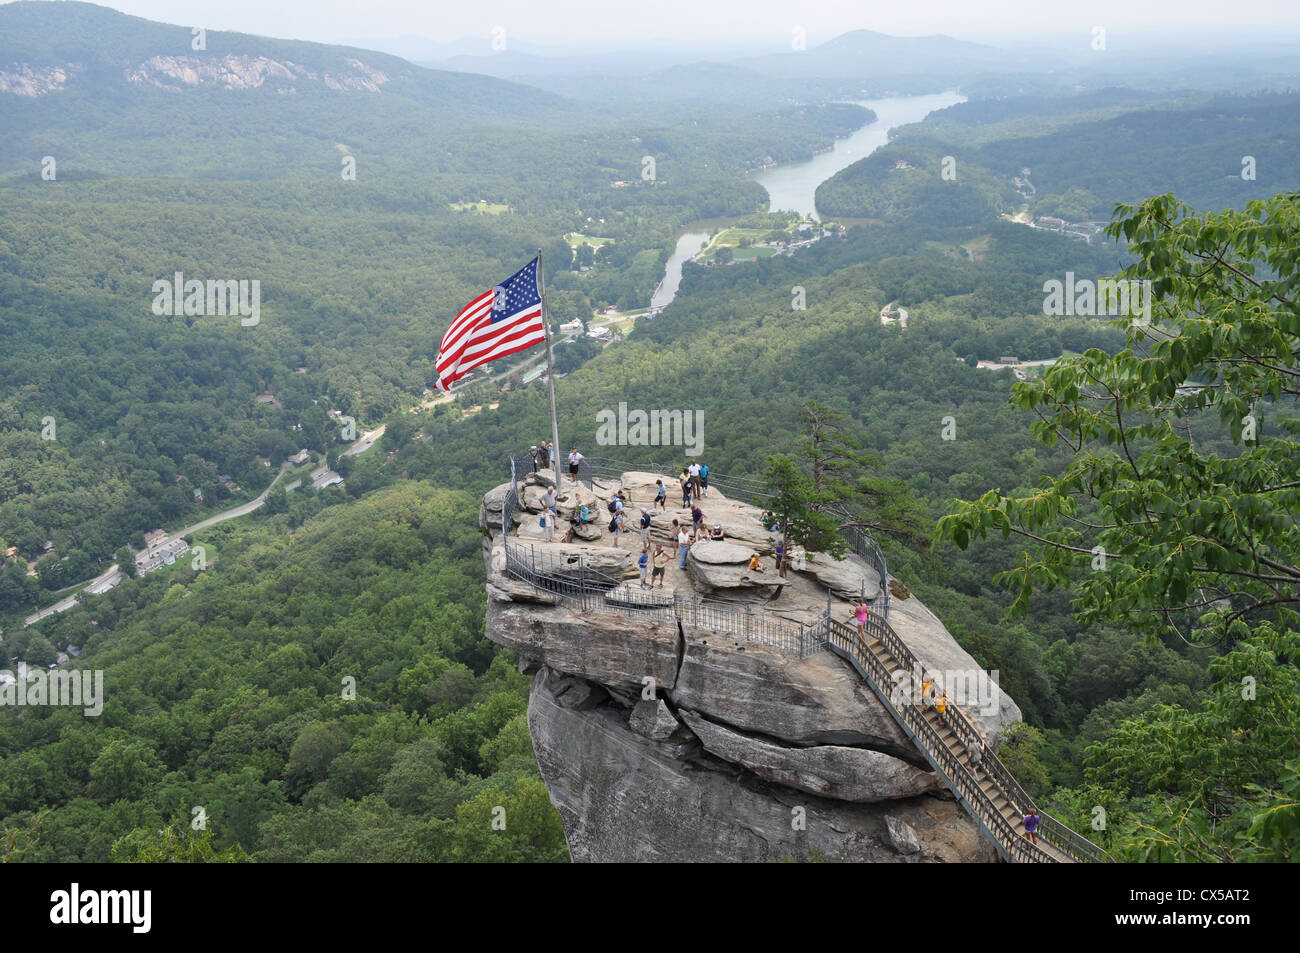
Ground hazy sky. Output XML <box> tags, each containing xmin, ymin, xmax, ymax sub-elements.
<box><xmin>17</xmin><ymin>0</ymin><xmax>1300</xmax><ymax>49</ymax></box>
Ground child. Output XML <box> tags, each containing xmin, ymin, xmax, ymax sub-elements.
<box><xmin>653</xmin><ymin>479</ymin><xmax>667</xmax><ymax>511</ymax></box>
<box><xmin>637</xmin><ymin>547</ymin><xmax>650</xmax><ymax>589</ymax></box>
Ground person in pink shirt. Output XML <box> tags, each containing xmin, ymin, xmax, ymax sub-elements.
<box><xmin>851</xmin><ymin>599</ymin><xmax>879</xmax><ymax>646</ymax></box>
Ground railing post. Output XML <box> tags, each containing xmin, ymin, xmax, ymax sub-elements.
<box><xmin>744</xmin><ymin>603</ymin><xmax>752</xmax><ymax>643</ymax></box>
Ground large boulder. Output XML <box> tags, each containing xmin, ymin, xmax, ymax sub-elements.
<box><xmin>802</xmin><ymin>551</ymin><xmax>882</xmax><ymax>601</ymax></box>
<box><xmin>687</xmin><ymin>540</ymin><xmax>754</xmax><ymax>564</ymax></box>
<box><xmin>687</xmin><ymin>542</ymin><xmax>783</xmax><ymax>592</ymax></box>
<box><xmin>481</xmin><ymin>481</ymin><xmax>515</xmax><ymax>531</ymax></box>
<box><xmin>672</xmin><ymin>632</ymin><xmax>917</xmax><ymax>755</ymax></box>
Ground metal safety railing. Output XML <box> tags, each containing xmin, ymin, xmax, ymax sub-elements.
<box><xmin>824</xmin><ymin>613</ymin><xmax>1111</xmax><ymax>864</ymax></box>
<box><xmin>496</xmin><ymin>452</ymin><xmax>1110</xmax><ymax>863</ymax></box>
<box><xmin>572</xmin><ymin>455</ymin><xmax>891</xmax><ymax>619</ymax></box>
<box><xmin>500</xmin><ymin>454</ymin><xmax>826</xmax><ymax>656</ymax></box>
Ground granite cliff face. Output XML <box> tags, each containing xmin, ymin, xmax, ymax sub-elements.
<box><xmin>482</xmin><ymin>470</ymin><xmax>1019</xmax><ymax>862</ymax></box>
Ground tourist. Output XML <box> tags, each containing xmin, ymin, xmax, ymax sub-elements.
<box><xmin>677</xmin><ymin>524</ymin><xmax>691</xmax><ymax>568</ymax></box>
<box><xmin>540</xmin><ymin>488</ymin><xmax>557</xmax><ymax>542</ymax></box>
<box><xmin>1024</xmin><ymin>811</ymin><xmax>1040</xmax><ymax>846</ymax></box>
<box><xmin>639</xmin><ymin>509</ymin><xmax>652</xmax><ymax>545</ymax></box>
<box><xmin>670</xmin><ymin>519</ymin><xmax>683</xmax><ymax>556</ymax></box>
<box><xmin>774</xmin><ymin>537</ymin><xmax>788</xmax><ymax>578</ymax></box>
<box><xmin>852</xmin><ymin>598</ymin><xmax>875</xmax><ymax>644</ymax></box>
<box><xmin>747</xmin><ymin>553</ymin><xmax>764</xmax><ymax>572</ymax></box>
<box><xmin>690</xmin><ymin>503</ymin><xmax>704</xmax><ymax>534</ymax></box>
<box><xmin>611</xmin><ymin>508</ymin><xmax>625</xmax><ymax>547</ymax></box>
<box><xmin>700</xmin><ymin>462</ymin><xmax>710</xmax><ymax>497</ymax></box>
<box><xmin>652</xmin><ymin>546</ymin><xmax>668</xmax><ymax>588</ymax></box>
<box><xmin>568</xmin><ymin>447</ymin><xmax>584</xmax><ymax>483</ymax></box>
<box><xmin>577</xmin><ymin>504</ymin><xmax>593</xmax><ymax>525</ymax></box>
<box><xmin>969</xmin><ymin>735</ymin><xmax>987</xmax><ymax>780</ymax></box>
<box><xmin>680</xmin><ymin>471</ymin><xmax>692</xmax><ymax>507</ymax></box>
<box><xmin>538</xmin><ymin>441</ymin><xmax>551</xmax><ymax>471</ymax></box>
<box><xmin>934</xmin><ymin>691</ymin><xmax>949</xmax><ymax>730</ymax></box>
<box><xmin>709</xmin><ymin>524</ymin><xmax>725</xmax><ymax>541</ymax></box>
<box><xmin>687</xmin><ymin>460</ymin><xmax>702</xmax><ymax>499</ymax></box>
<box><xmin>638</xmin><ymin>546</ymin><xmax>650</xmax><ymax>589</ymax></box>
<box><xmin>653</xmin><ymin>479</ymin><xmax>667</xmax><ymax>511</ymax></box>
<box><xmin>920</xmin><ymin>678</ymin><xmax>937</xmax><ymax>714</ymax></box>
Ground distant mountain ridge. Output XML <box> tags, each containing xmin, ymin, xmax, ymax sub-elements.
<box><xmin>0</xmin><ymin>0</ymin><xmax>563</xmax><ymax>113</ymax></box>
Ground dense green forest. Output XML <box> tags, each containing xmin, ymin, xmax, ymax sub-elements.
<box><xmin>1</xmin><ymin>483</ymin><xmax>568</xmax><ymax>861</ymax></box>
<box><xmin>2</xmin><ymin>1</ymin><xmax>1297</xmax><ymax>864</ymax></box>
<box><xmin>818</xmin><ymin>91</ymin><xmax>1300</xmax><ymax>223</ymax></box>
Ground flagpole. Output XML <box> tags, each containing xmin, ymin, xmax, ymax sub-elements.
<box><xmin>538</xmin><ymin>248</ymin><xmax>563</xmax><ymax>488</ymax></box>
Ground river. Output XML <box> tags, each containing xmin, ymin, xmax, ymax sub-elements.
<box><xmin>647</xmin><ymin>90</ymin><xmax>965</xmax><ymax>313</ymax></box>
<box><xmin>754</xmin><ymin>90</ymin><xmax>966</xmax><ymax>220</ymax></box>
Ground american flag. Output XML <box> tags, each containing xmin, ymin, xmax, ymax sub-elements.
<box><xmin>435</xmin><ymin>257</ymin><xmax>546</xmax><ymax>391</ymax></box>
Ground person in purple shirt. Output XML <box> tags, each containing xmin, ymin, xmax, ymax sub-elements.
<box><xmin>1024</xmin><ymin>811</ymin><xmax>1040</xmax><ymax>846</ymax></box>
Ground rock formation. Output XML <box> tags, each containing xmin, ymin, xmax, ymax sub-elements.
<box><xmin>482</xmin><ymin>469</ymin><xmax>1019</xmax><ymax>863</ymax></box>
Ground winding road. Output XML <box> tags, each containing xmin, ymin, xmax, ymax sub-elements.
<box><xmin>23</xmin><ymin>428</ymin><xmax>383</xmax><ymax>627</ymax></box>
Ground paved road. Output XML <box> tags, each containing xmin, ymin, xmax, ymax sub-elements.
<box><xmin>343</xmin><ymin>425</ymin><xmax>385</xmax><ymax>456</ymax></box>
<box><xmin>20</xmin><ymin>442</ymin><xmax>385</xmax><ymax>628</ymax></box>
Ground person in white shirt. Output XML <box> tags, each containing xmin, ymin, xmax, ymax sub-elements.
<box><xmin>687</xmin><ymin>461</ymin><xmax>702</xmax><ymax>500</ymax></box>
<box><xmin>568</xmin><ymin>448</ymin><xmax>584</xmax><ymax>483</ymax></box>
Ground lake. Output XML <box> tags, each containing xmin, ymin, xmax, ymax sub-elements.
<box><xmin>753</xmin><ymin>90</ymin><xmax>967</xmax><ymax>220</ymax></box>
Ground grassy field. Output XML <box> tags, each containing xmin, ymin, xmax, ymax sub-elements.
<box><xmin>565</xmin><ymin>232</ymin><xmax>615</xmax><ymax>247</ymax></box>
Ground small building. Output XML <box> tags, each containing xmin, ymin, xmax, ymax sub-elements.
<box><xmin>218</xmin><ymin>474</ymin><xmax>234</xmax><ymax>486</ymax></box>
<box><xmin>144</xmin><ymin>529</ymin><xmax>167</xmax><ymax>548</ymax></box>
<box><xmin>41</xmin><ymin>540</ymin><xmax>54</xmax><ymax>554</ymax></box>
<box><xmin>999</xmin><ymin>356</ymin><xmax>1019</xmax><ymax>364</ymax></box>
<box><xmin>4</xmin><ymin>545</ymin><xmax>17</xmax><ymax>560</ymax></box>
<box><xmin>288</xmin><ymin>449</ymin><xmax>311</xmax><ymax>466</ymax></box>
<box><xmin>192</xmin><ymin>488</ymin><xmax>203</xmax><ymax>502</ymax></box>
